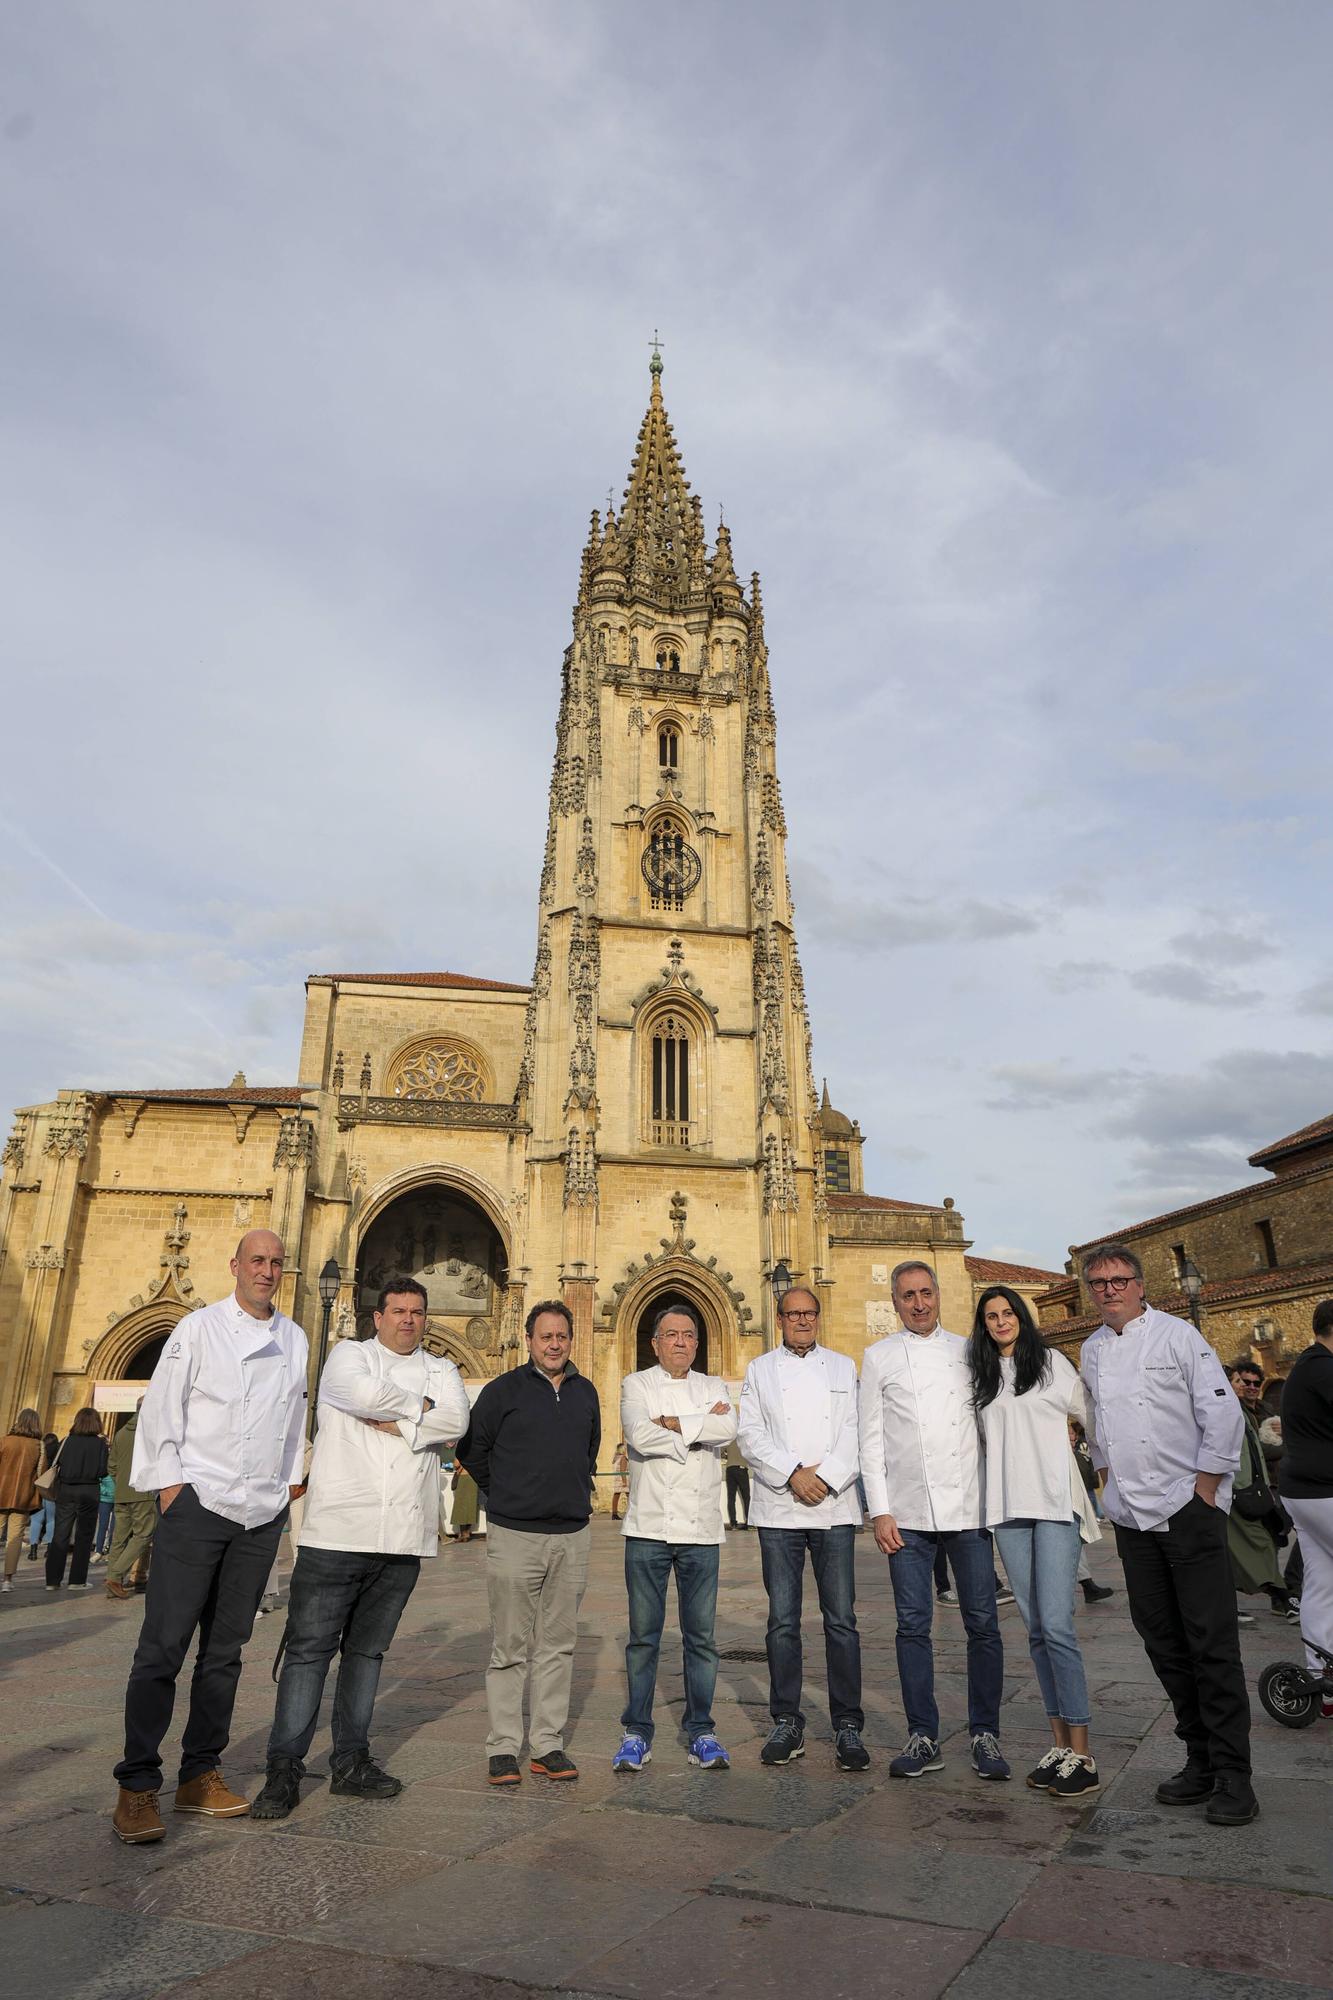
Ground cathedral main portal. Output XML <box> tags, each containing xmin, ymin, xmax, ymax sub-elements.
<box><xmin>634</xmin><ymin>1289</ymin><xmax>712</xmax><ymax>1375</ymax></box>
<box><xmin>355</xmin><ymin>1185</ymin><xmax>505</xmax><ymax>1376</ymax></box>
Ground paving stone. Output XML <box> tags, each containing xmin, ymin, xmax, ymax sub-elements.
<box><xmin>573</xmin><ymin>1894</ymin><xmax>985</xmax><ymax>1998</ymax></box>
<box><xmin>307</xmin><ymin>1858</ymin><xmax>691</xmax><ymax>1984</ymax></box>
<box><xmin>597</xmin><ymin>1760</ymin><xmax>864</xmax><ymax>1829</ymax></box>
<box><xmin>1064</xmin><ymin>1773</ymin><xmax>1333</xmax><ymax>1895</ymax></box>
<box><xmin>944</xmin><ymin>1937</ymin><xmax>1331</xmax><ymax>2000</ymax></box>
<box><xmin>81</xmin><ymin>1828</ymin><xmax>441</xmax><ymax>1930</ymax></box>
<box><xmin>714</xmin><ymin>1826</ymin><xmax>1036</xmax><ymax>1928</ymax></box>
<box><xmin>283</xmin><ymin>1782</ymin><xmax>556</xmax><ymax>1857</ymax></box>
<box><xmin>0</xmin><ymin>1900</ymin><xmax>263</xmax><ymax>1999</ymax></box>
<box><xmin>486</xmin><ymin>1803</ymin><xmax>782</xmax><ymax>1889</ymax></box>
<box><xmin>1000</xmin><ymin>1863</ymin><xmax>1332</xmax><ymax>1984</ymax></box>
<box><xmin>157</xmin><ymin>1940</ymin><xmax>560</xmax><ymax>2000</ymax></box>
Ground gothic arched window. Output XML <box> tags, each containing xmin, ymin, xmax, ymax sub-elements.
<box><xmin>654</xmin><ymin>636</ymin><xmax>683</xmax><ymax>674</ymax></box>
<box><xmin>641</xmin><ymin>813</ymin><xmax>701</xmax><ymax>911</ymax></box>
<box><xmin>651</xmin><ymin>1012</ymin><xmax>692</xmax><ymax>1147</ymax></box>
<box><xmin>658</xmin><ymin>723</ymin><xmax>680</xmax><ymax>770</ymax></box>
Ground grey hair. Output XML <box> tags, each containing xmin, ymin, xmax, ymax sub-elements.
<box><xmin>1080</xmin><ymin>1243</ymin><xmax>1144</xmax><ymax>1284</ymax></box>
<box><xmin>651</xmin><ymin>1301</ymin><xmax>701</xmax><ymax>1341</ymax></box>
<box><xmin>890</xmin><ymin>1261</ymin><xmax>938</xmax><ymax>1294</ymax></box>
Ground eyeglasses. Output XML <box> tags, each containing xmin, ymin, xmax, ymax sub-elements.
<box><xmin>1088</xmin><ymin>1275</ymin><xmax>1137</xmax><ymax>1293</ymax></box>
<box><xmin>780</xmin><ymin>1307</ymin><xmax>819</xmax><ymax>1321</ymax></box>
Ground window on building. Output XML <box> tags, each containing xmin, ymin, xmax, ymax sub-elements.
<box><xmin>1256</xmin><ymin>1218</ymin><xmax>1278</xmax><ymax>1269</ymax></box>
<box><xmin>655</xmin><ymin>644</ymin><xmax>682</xmax><ymax>674</ymax></box>
<box><xmin>650</xmin><ymin>1013</ymin><xmax>692</xmax><ymax>1147</ymax></box>
<box><xmin>825</xmin><ymin>1147</ymin><xmax>852</xmax><ymax>1193</ymax></box>
<box><xmin>641</xmin><ymin>813</ymin><xmax>700</xmax><ymax>911</ymax></box>
<box><xmin>1170</xmin><ymin>1243</ymin><xmax>1187</xmax><ymax>1280</ymax></box>
<box><xmin>658</xmin><ymin>724</ymin><xmax>679</xmax><ymax>770</ymax></box>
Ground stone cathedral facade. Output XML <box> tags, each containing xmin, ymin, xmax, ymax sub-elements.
<box><xmin>0</xmin><ymin>361</ymin><xmax>1055</xmax><ymax>1454</ymax></box>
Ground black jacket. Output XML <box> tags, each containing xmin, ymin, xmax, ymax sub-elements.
<box><xmin>458</xmin><ymin>1361</ymin><xmax>600</xmax><ymax>1534</ymax></box>
<box><xmin>55</xmin><ymin>1433</ymin><xmax>109</xmax><ymax>1488</ymax></box>
<box><xmin>1278</xmin><ymin>1343</ymin><xmax>1333</xmax><ymax>1500</ymax></box>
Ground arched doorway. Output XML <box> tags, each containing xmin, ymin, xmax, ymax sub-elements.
<box><xmin>636</xmin><ymin>1289</ymin><xmax>710</xmax><ymax>1374</ymax></box>
<box><xmin>125</xmin><ymin>1333</ymin><xmax>168</xmax><ymax>1380</ymax></box>
<box><xmin>355</xmin><ymin>1183</ymin><xmax>506</xmax><ymax>1373</ymax></box>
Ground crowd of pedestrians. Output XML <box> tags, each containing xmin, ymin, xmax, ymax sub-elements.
<box><xmin>6</xmin><ymin>1226</ymin><xmax>1326</xmax><ymax>1842</ymax></box>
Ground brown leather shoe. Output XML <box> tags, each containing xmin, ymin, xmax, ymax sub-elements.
<box><xmin>113</xmin><ymin>1787</ymin><xmax>165</xmax><ymax>1843</ymax></box>
<box><xmin>105</xmin><ymin>1577</ymin><xmax>133</xmax><ymax>1601</ymax></box>
<box><xmin>174</xmin><ymin>1768</ymin><xmax>250</xmax><ymax>1817</ymax></box>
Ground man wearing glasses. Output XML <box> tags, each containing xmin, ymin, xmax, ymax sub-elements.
<box><xmin>1080</xmin><ymin>1243</ymin><xmax>1256</xmax><ymax>1825</ymax></box>
<box><xmin>737</xmin><ymin>1288</ymin><xmax>870</xmax><ymax>1772</ymax></box>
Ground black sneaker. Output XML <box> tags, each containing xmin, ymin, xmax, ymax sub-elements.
<box><xmin>1047</xmin><ymin>1751</ymin><xmax>1100</xmax><ymax>1801</ymax></box>
<box><xmin>834</xmin><ymin>1724</ymin><xmax>870</xmax><ymax>1772</ymax></box>
<box><xmin>488</xmin><ymin>1754</ymin><xmax>522</xmax><ymax>1786</ymax></box>
<box><xmin>529</xmin><ymin>1749</ymin><xmax>578</xmax><ymax>1780</ymax></box>
<box><xmin>1081</xmin><ymin>1579</ymin><xmax>1114</xmax><ymax>1602</ymax></box>
<box><xmin>329</xmin><ymin>1753</ymin><xmax>403</xmax><ymax>1800</ymax></box>
<box><xmin>250</xmin><ymin>1756</ymin><xmax>304</xmax><ymax>1821</ymax></box>
<box><xmin>1155</xmin><ymin>1757</ymin><xmax>1214</xmax><ymax>1806</ymax></box>
<box><xmin>1204</xmin><ymin>1772</ymin><xmax>1259</xmax><ymax>1826</ymax></box>
<box><xmin>1026</xmin><ymin>1746</ymin><xmax>1065</xmax><ymax>1790</ymax></box>
<box><xmin>760</xmin><ymin>1719</ymin><xmax>805</xmax><ymax>1766</ymax></box>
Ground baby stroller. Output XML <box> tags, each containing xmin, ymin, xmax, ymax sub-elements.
<box><xmin>1257</xmin><ymin>1641</ymin><xmax>1333</xmax><ymax>1728</ymax></box>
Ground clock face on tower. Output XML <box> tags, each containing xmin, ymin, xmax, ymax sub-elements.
<box><xmin>642</xmin><ymin>816</ymin><xmax>701</xmax><ymax>911</ymax></box>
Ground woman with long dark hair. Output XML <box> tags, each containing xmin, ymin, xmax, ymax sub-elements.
<box><xmin>968</xmin><ymin>1286</ymin><xmax>1102</xmax><ymax>1800</ymax></box>
<box><xmin>45</xmin><ymin>1407</ymin><xmax>109</xmax><ymax>1591</ymax></box>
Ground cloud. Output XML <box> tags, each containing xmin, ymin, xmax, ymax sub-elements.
<box><xmin>986</xmin><ymin>1063</ymin><xmax>1135</xmax><ymax>1112</ymax></box>
<box><xmin>1044</xmin><ymin>959</ymin><xmax>1113</xmax><ymax>993</ymax></box>
<box><xmin>792</xmin><ymin>864</ymin><xmax>1044</xmax><ymax>953</ymax></box>
<box><xmin>1168</xmin><ymin>917</ymin><xmax>1270</xmax><ymax>968</ymax></box>
<box><xmin>1129</xmin><ymin>963</ymin><xmax>1263</xmax><ymax>1009</ymax></box>
<box><xmin>1297</xmin><ymin>976</ymin><xmax>1333</xmax><ymax>1017</ymax></box>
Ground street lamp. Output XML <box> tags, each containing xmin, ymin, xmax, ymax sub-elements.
<box><xmin>1181</xmin><ymin>1256</ymin><xmax>1203</xmax><ymax>1329</ymax></box>
<box><xmin>771</xmin><ymin>1261</ymin><xmax>792</xmax><ymax>1304</ymax></box>
<box><xmin>1253</xmin><ymin>1317</ymin><xmax>1275</xmax><ymax>1346</ymax></box>
<box><xmin>312</xmin><ymin>1257</ymin><xmax>341</xmax><ymax>1435</ymax></box>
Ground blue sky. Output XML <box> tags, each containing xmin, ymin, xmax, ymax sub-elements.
<box><xmin>3</xmin><ymin>2</ymin><xmax>1331</xmax><ymax>1268</ymax></box>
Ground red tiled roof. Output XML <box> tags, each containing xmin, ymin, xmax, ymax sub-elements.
<box><xmin>319</xmin><ymin>971</ymin><xmax>528</xmax><ymax>993</ymax></box>
<box><xmin>105</xmin><ymin>1086</ymin><xmax>307</xmax><ymax>1105</ymax></box>
<box><xmin>1249</xmin><ymin>1112</ymin><xmax>1333</xmax><ymax>1170</ymax></box>
<box><xmin>827</xmin><ymin>1192</ymin><xmax>940</xmax><ymax>1214</ymax></box>
<box><xmin>966</xmin><ymin>1255</ymin><xmax>1064</xmax><ymax>1286</ymax></box>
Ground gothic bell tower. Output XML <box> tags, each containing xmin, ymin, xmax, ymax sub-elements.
<box><xmin>515</xmin><ymin>353</ymin><xmax>827</xmax><ymax>1384</ymax></box>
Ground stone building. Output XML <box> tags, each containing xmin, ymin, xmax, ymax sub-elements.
<box><xmin>1034</xmin><ymin>1111</ymin><xmax>1333</xmax><ymax>1377</ymax></box>
<box><xmin>0</xmin><ymin>358</ymin><xmax>1057</xmax><ymax>1454</ymax></box>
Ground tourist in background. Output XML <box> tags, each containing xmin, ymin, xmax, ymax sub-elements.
<box><xmin>1224</xmin><ymin>1364</ymin><xmax>1289</xmax><ymax>1625</ymax></box>
<box><xmin>968</xmin><ymin>1288</ymin><xmax>1101</xmax><ymax>1800</ymax></box>
<box><xmin>451</xmin><ymin>1462</ymin><xmax>481</xmax><ymax>1542</ymax></box>
<box><xmin>0</xmin><ymin>1409</ymin><xmax>44</xmax><ymax>1592</ymax></box>
<box><xmin>26</xmin><ymin>1434</ymin><xmax>58</xmax><ymax>1561</ymax></box>
<box><xmin>92</xmin><ymin>1464</ymin><xmax>116</xmax><ymax>1563</ymax></box>
<box><xmin>723</xmin><ymin>1436</ymin><xmax>750</xmax><ymax>1528</ymax></box>
<box><xmin>1278</xmin><ymin>1300</ymin><xmax>1333</xmax><ymax>1707</ymax></box>
<box><xmin>104</xmin><ymin>1397</ymin><xmax>156</xmax><ymax>1603</ymax></box>
<box><xmin>45</xmin><ymin>1408</ymin><xmax>109</xmax><ymax>1591</ymax></box>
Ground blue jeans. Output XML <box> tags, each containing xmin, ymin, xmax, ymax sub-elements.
<box><xmin>889</xmin><ymin>1528</ymin><xmax>1003</xmax><ymax>1741</ymax></box>
<box><xmin>268</xmin><ymin>1546</ymin><xmax>420</xmax><ymax>1767</ymax></box>
<box><xmin>95</xmin><ymin>1500</ymin><xmax>115</xmax><ymax>1554</ymax></box>
<box><xmin>758</xmin><ymin>1525</ymin><xmax>863</xmax><ymax>1730</ymax></box>
<box><xmin>992</xmin><ymin>1518</ymin><xmax>1089</xmax><ymax>1726</ymax></box>
<box><xmin>621</xmin><ymin>1538</ymin><xmax>720</xmax><ymax>1742</ymax></box>
<box><xmin>28</xmin><ymin>1499</ymin><xmax>55</xmax><ymax>1548</ymax></box>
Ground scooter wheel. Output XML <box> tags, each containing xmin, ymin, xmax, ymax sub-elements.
<box><xmin>1258</xmin><ymin>1660</ymin><xmax>1320</xmax><ymax>1729</ymax></box>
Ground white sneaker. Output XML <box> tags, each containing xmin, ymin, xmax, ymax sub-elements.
<box><xmin>1</xmin><ymin>1579</ymin><xmax>12</xmax><ymax>1593</ymax></box>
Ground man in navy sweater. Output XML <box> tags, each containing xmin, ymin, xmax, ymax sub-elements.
<box><xmin>458</xmin><ymin>1300</ymin><xmax>601</xmax><ymax>1785</ymax></box>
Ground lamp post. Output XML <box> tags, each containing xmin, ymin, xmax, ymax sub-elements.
<box><xmin>1181</xmin><ymin>1256</ymin><xmax>1203</xmax><ymax>1330</ymax></box>
<box><xmin>771</xmin><ymin>1260</ymin><xmax>792</xmax><ymax>1305</ymax></box>
<box><xmin>312</xmin><ymin>1257</ymin><xmax>341</xmax><ymax>1436</ymax></box>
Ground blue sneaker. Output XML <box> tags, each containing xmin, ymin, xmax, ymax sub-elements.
<box><xmin>687</xmin><ymin>1734</ymin><xmax>730</xmax><ymax>1770</ymax></box>
<box><xmin>611</xmin><ymin>1733</ymin><xmax>651</xmax><ymax>1773</ymax></box>
<box><xmin>971</xmin><ymin>1731</ymin><xmax>1011</xmax><ymax>1781</ymax></box>
<box><xmin>889</xmin><ymin>1732</ymin><xmax>943</xmax><ymax>1779</ymax></box>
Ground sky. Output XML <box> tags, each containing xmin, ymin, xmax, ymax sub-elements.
<box><xmin>2</xmin><ymin>1</ymin><xmax>1331</xmax><ymax>1270</ymax></box>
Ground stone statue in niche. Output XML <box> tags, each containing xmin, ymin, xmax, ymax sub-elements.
<box><xmin>356</xmin><ymin>1189</ymin><xmax>499</xmax><ymax>1335</ymax></box>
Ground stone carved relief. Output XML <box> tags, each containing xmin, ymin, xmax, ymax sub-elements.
<box><xmin>565</xmin><ymin>912</ymin><xmax>601</xmax><ymax>1110</ymax></box>
<box><xmin>763</xmin><ymin>1133</ymin><xmax>799</xmax><ymax>1213</ymax></box>
<box><xmin>25</xmin><ymin>1245</ymin><xmax>66</xmax><ymax>1271</ymax></box>
<box><xmin>602</xmin><ymin>1189</ymin><xmax>754</xmax><ymax>1329</ymax></box>
<box><xmin>2</xmin><ymin>1114</ymin><xmax>31</xmax><ymax>1175</ymax></box>
<box><xmin>359</xmin><ymin>1052</ymin><xmax>374</xmax><ymax>1094</ymax></box>
<box><xmin>574</xmin><ymin>817</ymin><xmax>598</xmax><ymax>900</ymax></box>
<box><xmin>563</xmin><ymin>1127</ymin><xmax>598</xmax><ymax>1207</ymax></box>
<box><xmin>274</xmin><ymin>1116</ymin><xmax>315</xmax><ymax>1170</ymax></box>
<box><xmin>388</xmin><ymin>1039</ymin><xmax>487</xmax><ymax>1103</ymax></box>
<box><xmin>43</xmin><ymin>1097</ymin><xmax>92</xmax><ymax>1160</ymax></box>
<box><xmin>331</xmin><ymin>1051</ymin><xmax>345</xmax><ymax>1093</ymax></box>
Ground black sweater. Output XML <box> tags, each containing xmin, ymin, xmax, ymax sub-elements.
<box><xmin>1278</xmin><ymin>1343</ymin><xmax>1333</xmax><ymax>1499</ymax></box>
<box><xmin>55</xmin><ymin>1433</ymin><xmax>109</xmax><ymax>1487</ymax></box>
<box><xmin>458</xmin><ymin>1361</ymin><xmax>600</xmax><ymax>1534</ymax></box>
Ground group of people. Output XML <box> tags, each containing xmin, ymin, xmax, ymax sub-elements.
<box><xmin>26</xmin><ymin>1222</ymin><xmax>1314</xmax><ymax>1845</ymax></box>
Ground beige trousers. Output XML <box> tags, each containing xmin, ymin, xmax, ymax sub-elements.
<box><xmin>2</xmin><ymin>1510</ymin><xmax>30</xmax><ymax>1578</ymax></box>
<box><xmin>485</xmin><ymin>1522</ymin><xmax>590</xmax><ymax>1757</ymax></box>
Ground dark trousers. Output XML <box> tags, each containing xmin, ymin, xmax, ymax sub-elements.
<box><xmin>115</xmin><ymin>1484</ymin><xmax>285</xmax><ymax>1793</ymax></box>
<box><xmin>268</xmin><ymin>1546</ymin><xmax>420</xmax><ymax>1767</ymax></box>
<box><xmin>758</xmin><ymin>1524</ymin><xmax>863</xmax><ymax>1731</ymax></box>
<box><xmin>621</xmin><ymin>1537</ymin><xmax>720</xmax><ymax>1743</ymax></box>
<box><xmin>725</xmin><ymin>1465</ymin><xmax>750</xmax><ymax>1526</ymax></box>
<box><xmin>46</xmin><ymin>1483</ymin><xmax>100</xmax><ymax>1587</ymax></box>
<box><xmin>1115</xmin><ymin>1495</ymin><xmax>1252</xmax><ymax>1776</ymax></box>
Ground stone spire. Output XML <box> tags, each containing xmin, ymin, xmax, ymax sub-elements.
<box><xmin>617</xmin><ymin>354</ymin><xmax>706</xmax><ymax>609</ymax></box>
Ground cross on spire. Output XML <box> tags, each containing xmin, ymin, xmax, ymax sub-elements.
<box><xmin>649</xmin><ymin>328</ymin><xmax>664</xmax><ymax>377</ymax></box>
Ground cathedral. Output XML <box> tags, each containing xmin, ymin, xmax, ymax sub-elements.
<box><xmin>0</xmin><ymin>358</ymin><xmax>1057</xmax><ymax>1451</ymax></box>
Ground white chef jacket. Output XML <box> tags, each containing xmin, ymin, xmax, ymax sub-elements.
<box><xmin>979</xmin><ymin>1350</ymin><xmax>1101</xmax><ymax>1544</ymax></box>
<box><xmin>1080</xmin><ymin>1304</ymin><xmax>1243</xmax><ymax>1530</ymax></box>
<box><xmin>738</xmin><ymin>1343</ymin><xmax>862</xmax><ymax>1529</ymax></box>
<box><xmin>300</xmin><ymin>1336</ymin><xmax>472</xmax><ymax>1557</ymax></box>
<box><xmin>621</xmin><ymin>1365</ymin><xmax>737</xmax><ymax>1545</ymax></box>
<box><xmin>859</xmin><ymin>1327</ymin><xmax>981</xmax><ymax>1531</ymax></box>
<box><xmin>132</xmin><ymin>1294</ymin><xmax>308</xmax><ymax>1529</ymax></box>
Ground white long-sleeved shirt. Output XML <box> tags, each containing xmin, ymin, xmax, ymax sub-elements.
<box><xmin>859</xmin><ymin>1327</ymin><xmax>981</xmax><ymax>1531</ymax></box>
<box><xmin>979</xmin><ymin>1350</ymin><xmax>1100</xmax><ymax>1543</ymax></box>
<box><xmin>300</xmin><ymin>1336</ymin><xmax>472</xmax><ymax>1556</ymax></box>
<box><xmin>621</xmin><ymin>1365</ymin><xmax>736</xmax><ymax>1545</ymax></box>
<box><xmin>1081</xmin><ymin>1304</ymin><xmax>1244</xmax><ymax>1531</ymax></box>
<box><xmin>738</xmin><ymin>1344</ymin><xmax>862</xmax><ymax>1529</ymax></box>
<box><xmin>131</xmin><ymin>1294</ymin><xmax>308</xmax><ymax>1529</ymax></box>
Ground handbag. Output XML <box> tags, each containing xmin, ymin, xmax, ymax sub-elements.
<box><xmin>34</xmin><ymin>1440</ymin><xmax>63</xmax><ymax>1495</ymax></box>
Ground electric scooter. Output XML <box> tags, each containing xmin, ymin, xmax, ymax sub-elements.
<box><xmin>1257</xmin><ymin>1640</ymin><xmax>1333</xmax><ymax>1728</ymax></box>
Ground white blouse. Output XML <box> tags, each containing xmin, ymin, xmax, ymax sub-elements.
<box><xmin>979</xmin><ymin>1349</ymin><xmax>1101</xmax><ymax>1543</ymax></box>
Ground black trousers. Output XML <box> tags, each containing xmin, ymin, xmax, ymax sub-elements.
<box><xmin>1115</xmin><ymin>1494</ymin><xmax>1252</xmax><ymax>1775</ymax></box>
<box><xmin>46</xmin><ymin>1482</ymin><xmax>100</xmax><ymax>1587</ymax></box>
<box><xmin>725</xmin><ymin>1465</ymin><xmax>750</xmax><ymax>1525</ymax></box>
<box><xmin>115</xmin><ymin>1484</ymin><xmax>286</xmax><ymax>1793</ymax></box>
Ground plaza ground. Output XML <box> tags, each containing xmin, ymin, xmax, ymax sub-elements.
<box><xmin>1</xmin><ymin>1521</ymin><xmax>1328</xmax><ymax>2000</ymax></box>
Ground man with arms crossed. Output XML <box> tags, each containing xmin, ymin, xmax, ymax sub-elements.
<box><xmin>860</xmin><ymin>1262</ymin><xmax>1007</xmax><ymax>1781</ymax></box>
<box><xmin>458</xmin><ymin>1301</ymin><xmax>600</xmax><ymax>1785</ymax></box>
<box><xmin>112</xmin><ymin>1230</ymin><xmax>307</xmax><ymax>1842</ymax></box>
<box><xmin>1080</xmin><ymin>1243</ymin><xmax>1256</xmax><ymax>1825</ymax></box>
<box><xmin>252</xmin><ymin>1276</ymin><xmax>471</xmax><ymax>1818</ymax></box>
<box><xmin>612</xmin><ymin>1303</ymin><xmax>736</xmax><ymax>1772</ymax></box>
<box><xmin>738</xmin><ymin>1287</ymin><xmax>870</xmax><ymax>1772</ymax></box>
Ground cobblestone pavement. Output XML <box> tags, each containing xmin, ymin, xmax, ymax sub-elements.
<box><xmin>2</xmin><ymin>1523</ymin><xmax>1328</xmax><ymax>1999</ymax></box>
